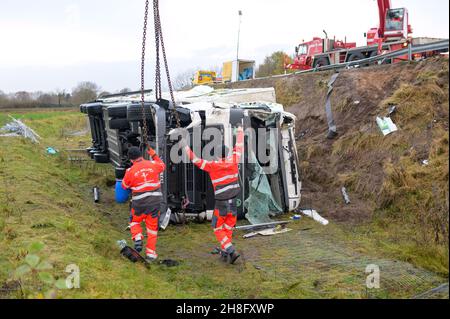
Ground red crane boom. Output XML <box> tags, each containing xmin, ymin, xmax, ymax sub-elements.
<box><xmin>377</xmin><ymin>0</ymin><xmax>392</xmax><ymax>38</ymax></box>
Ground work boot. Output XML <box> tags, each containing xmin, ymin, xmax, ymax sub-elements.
<box><xmin>227</xmin><ymin>250</ymin><xmax>240</xmax><ymax>265</ymax></box>
<box><xmin>134</xmin><ymin>240</ymin><xmax>143</xmax><ymax>253</ymax></box>
<box><xmin>219</xmin><ymin>250</ymin><xmax>228</xmax><ymax>262</ymax></box>
<box><xmin>145</xmin><ymin>255</ymin><xmax>157</xmax><ymax>264</ymax></box>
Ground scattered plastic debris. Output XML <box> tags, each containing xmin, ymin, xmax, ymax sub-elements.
<box><xmin>300</xmin><ymin>209</ymin><xmax>329</xmax><ymax>226</ymax></box>
<box><xmin>341</xmin><ymin>187</ymin><xmax>351</xmax><ymax>204</ymax></box>
<box><xmin>422</xmin><ymin>160</ymin><xmax>430</xmax><ymax>166</ymax></box>
<box><xmin>46</xmin><ymin>147</ymin><xmax>58</xmax><ymax>155</ymax></box>
<box><xmin>93</xmin><ymin>187</ymin><xmax>100</xmax><ymax>203</ymax></box>
<box><xmin>376</xmin><ymin>116</ymin><xmax>398</xmax><ymax>136</ymax></box>
<box><xmin>354</xmin><ymin>100</ymin><xmax>361</xmax><ymax>105</ymax></box>
<box><xmin>159</xmin><ymin>208</ymin><xmax>172</xmax><ymax>230</ymax></box>
<box><xmin>291</xmin><ymin>214</ymin><xmax>302</xmax><ymax>220</ymax></box>
<box><xmin>388</xmin><ymin>105</ymin><xmax>397</xmax><ymax>116</ymax></box>
<box><xmin>0</xmin><ymin>115</ymin><xmax>41</xmax><ymax>143</ymax></box>
<box><xmin>243</xmin><ymin>225</ymin><xmax>292</xmax><ymax>238</ymax></box>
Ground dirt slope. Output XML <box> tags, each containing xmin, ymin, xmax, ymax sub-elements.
<box><xmin>220</xmin><ymin>57</ymin><xmax>449</xmax><ymax>271</ymax></box>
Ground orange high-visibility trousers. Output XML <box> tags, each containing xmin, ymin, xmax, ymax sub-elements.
<box><xmin>130</xmin><ymin>208</ymin><xmax>159</xmax><ymax>259</ymax></box>
<box><xmin>212</xmin><ymin>199</ymin><xmax>237</xmax><ymax>253</ymax></box>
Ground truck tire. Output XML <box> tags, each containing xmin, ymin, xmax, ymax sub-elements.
<box><xmin>94</xmin><ymin>153</ymin><xmax>109</xmax><ymax>164</ymax></box>
<box><xmin>107</xmin><ymin>105</ymin><xmax>128</xmax><ymax>118</ymax></box>
<box><xmin>109</xmin><ymin>118</ymin><xmax>130</xmax><ymax>130</ymax></box>
<box><xmin>314</xmin><ymin>57</ymin><xmax>329</xmax><ymax>68</ymax></box>
<box><xmin>127</xmin><ymin>103</ymin><xmax>153</xmax><ymax>121</ymax></box>
<box><xmin>87</xmin><ymin>104</ymin><xmax>103</xmax><ymax>116</ymax></box>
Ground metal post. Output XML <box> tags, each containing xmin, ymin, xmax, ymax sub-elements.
<box><xmin>236</xmin><ymin>10</ymin><xmax>242</xmax><ymax>61</ymax></box>
<box><xmin>408</xmin><ymin>41</ymin><xmax>412</xmax><ymax>61</ymax></box>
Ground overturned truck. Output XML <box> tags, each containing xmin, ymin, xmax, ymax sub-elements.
<box><xmin>80</xmin><ymin>86</ymin><xmax>301</xmax><ymax>224</ymax></box>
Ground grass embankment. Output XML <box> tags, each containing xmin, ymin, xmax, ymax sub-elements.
<box><xmin>220</xmin><ymin>58</ymin><xmax>449</xmax><ymax>276</ymax></box>
<box><xmin>331</xmin><ymin>67</ymin><xmax>449</xmax><ymax>275</ymax></box>
<box><xmin>0</xmin><ymin>110</ymin><xmax>272</xmax><ymax>298</ymax></box>
<box><xmin>0</xmin><ymin>107</ymin><xmax>447</xmax><ymax>299</ymax></box>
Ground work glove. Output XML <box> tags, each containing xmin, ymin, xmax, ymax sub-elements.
<box><xmin>233</xmin><ymin>124</ymin><xmax>243</xmax><ymax>135</ymax></box>
<box><xmin>147</xmin><ymin>147</ymin><xmax>156</xmax><ymax>158</ymax></box>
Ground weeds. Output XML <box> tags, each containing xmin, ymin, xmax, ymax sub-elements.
<box><xmin>13</xmin><ymin>242</ymin><xmax>69</xmax><ymax>299</ymax></box>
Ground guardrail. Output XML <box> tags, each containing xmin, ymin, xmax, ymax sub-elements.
<box><xmin>250</xmin><ymin>39</ymin><xmax>449</xmax><ymax>81</ymax></box>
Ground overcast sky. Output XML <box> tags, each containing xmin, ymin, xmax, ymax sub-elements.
<box><xmin>0</xmin><ymin>0</ymin><xmax>448</xmax><ymax>93</ymax></box>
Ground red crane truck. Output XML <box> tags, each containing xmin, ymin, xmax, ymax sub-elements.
<box><xmin>286</xmin><ymin>0</ymin><xmax>436</xmax><ymax>70</ymax></box>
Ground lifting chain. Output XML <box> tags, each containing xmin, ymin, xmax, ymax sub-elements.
<box><xmin>141</xmin><ymin>0</ymin><xmax>189</xmax><ymax>207</ymax></box>
<box><xmin>140</xmin><ymin>0</ymin><xmax>181</xmax><ymax>150</ymax></box>
<box><xmin>140</xmin><ymin>0</ymin><xmax>150</xmax><ymax>148</ymax></box>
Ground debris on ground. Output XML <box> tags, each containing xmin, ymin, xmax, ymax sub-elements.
<box><xmin>235</xmin><ymin>221</ymin><xmax>291</xmax><ymax>232</ymax></box>
<box><xmin>159</xmin><ymin>259</ymin><xmax>180</xmax><ymax>267</ymax></box>
<box><xmin>325</xmin><ymin>72</ymin><xmax>340</xmax><ymax>139</ymax></box>
<box><xmin>387</xmin><ymin>105</ymin><xmax>397</xmax><ymax>116</ymax></box>
<box><xmin>300</xmin><ymin>209</ymin><xmax>329</xmax><ymax>225</ymax></box>
<box><xmin>93</xmin><ymin>187</ymin><xmax>100</xmax><ymax>203</ymax></box>
<box><xmin>291</xmin><ymin>214</ymin><xmax>302</xmax><ymax>220</ymax></box>
<box><xmin>376</xmin><ymin>116</ymin><xmax>398</xmax><ymax>136</ymax></box>
<box><xmin>341</xmin><ymin>187</ymin><xmax>351</xmax><ymax>204</ymax></box>
<box><xmin>243</xmin><ymin>225</ymin><xmax>292</xmax><ymax>238</ymax></box>
<box><xmin>117</xmin><ymin>240</ymin><xmax>148</xmax><ymax>265</ymax></box>
<box><xmin>0</xmin><ymin>115</ymin><xmax>41</xmax><ymax>143</ymax></box>
<box><xmin>46</xmin><ymin>147</ymin><xmax>58</xmax><ymax>155</ymax></box>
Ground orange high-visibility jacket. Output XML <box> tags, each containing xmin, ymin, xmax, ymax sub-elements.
<box><xmin>122</xmin><ymin>149</ymin><xmax>166</xmax><ymax>200</ymax></box>
<box><xmin>185</xmin><ymin>128</ymin><xmax>244</xmax><ymax>200</ymax></box>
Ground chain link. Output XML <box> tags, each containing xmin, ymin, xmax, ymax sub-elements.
<box><xmin>140</xmin><ymin>0</ymin><xmax>182</xmax><ymax>149</ymax></box>
<box><xmin>152</xmin><ymin>0</ymin><xmax>181</xmax><ymax>128</ymax></box>
<box><xmin>140</xmin><ymin>0</ymin><xmax>150</xmax><ymax>148</ymax></box>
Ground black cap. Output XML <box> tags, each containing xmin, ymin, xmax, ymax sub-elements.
<box><xmin>128</xmin><ymin>147</ymin><xmax>142</xmax><ymax>160</ymax></box>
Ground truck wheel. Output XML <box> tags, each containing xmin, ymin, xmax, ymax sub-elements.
<box><xmin>94</xmin><ymin>153</ymin><xmax>109</xmax><ymax>164</ymax></box>
<box><xmin>314</xmin><ymin>58</ymin><xmax>329</xmax><ymax>68</ymax></box>
<box><xmin>87</xmin><ymin>104</ymin><xmax>103</xmax><ymax>116</ymax></box>
<box><xmin>109</xmin><ymin>118</ymin><xmax>130</xmax><ymax>130</ymax></box>
<box><xmin>107</xmin><ymin>105</ymin><xmax>128</xmax><ymax>118</ymax></box>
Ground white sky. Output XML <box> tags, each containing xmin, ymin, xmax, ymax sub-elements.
<box><xmin>0</xmin><ymin>0</ymin><xmax>448</xmax><ymax>93</ymax></box>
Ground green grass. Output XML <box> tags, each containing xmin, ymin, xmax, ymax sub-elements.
<box><xmin>0</xmin><ymin>109</ymin><xmax>447</xmax><ymax>299</ymax></box>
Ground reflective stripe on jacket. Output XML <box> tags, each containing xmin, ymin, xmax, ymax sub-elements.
<box><xmin>122</xmin><ymin>155</ymin><xmax>166</xmax><ymax>200</ymax></box>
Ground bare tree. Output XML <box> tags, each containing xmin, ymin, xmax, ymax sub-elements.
<box><xmin>0</xmin><ymin>90</ymin><xmax>8</xmax><ymax>108</ymax></box>
<box><xmin>119</xmin><ymin>88</ymin><xmax>132</xmax><ymax>94</ymax></box>
<box><xmin>15</xmin><ymin>91</ymin><xmax>32</xmax><ymax>103</ymax></box>
<box><xmin>71</xmin><ymin>81</ymin><xmax>100</xmax><ymax>105</ymax></box>
<box><xmin>173</xmin><ymin>68</ymin><xmax>196</xmax><ymax>91</ymax></box>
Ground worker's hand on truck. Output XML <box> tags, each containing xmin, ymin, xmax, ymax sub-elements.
<box><xmin>146</xmin><ymin>146</ymin><xmax>157</xmax><ymax>158</ymax></box>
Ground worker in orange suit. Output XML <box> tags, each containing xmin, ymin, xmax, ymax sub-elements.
<box><xmin>122</xmin><ymin>146</ymin><xmax>166</xmax><ymax>263</ymax></box>
<box><xmin>183</xmin><ymin>125</ymin><xmax>244</xmax><ymax>264</ymax></box>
